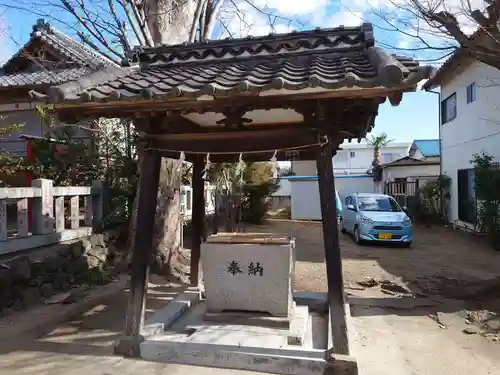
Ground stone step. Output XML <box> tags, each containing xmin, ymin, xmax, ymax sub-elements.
<box><xmin>140</xmin><ymin>336</ymin><xmax>327</xmax><ymax>375</ymax></box>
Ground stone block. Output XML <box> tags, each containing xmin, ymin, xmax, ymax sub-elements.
<box><xmin>16</xmin><ymin>198</ymin><xmax>28</xmax><ymax>237</ymax></box>
<box><xmin>32</xmin><ymin>179</ymin><xmax>54</xmax><ymax>235</ymax></box>
<box><xmin>9</xmin><ymin>256</ymin><xmax>32</xmax><ymax>282</ymax></box>
<box><xmin>201</xmin><ymin>233</ymin><xmax>295</xmax><ymax>317</ymax></box>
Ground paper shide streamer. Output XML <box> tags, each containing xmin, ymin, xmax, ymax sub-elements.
<box><xmin>202</xmin><ymin>152</ymin><xmax>211</xmax><ymax>179</ymax></box>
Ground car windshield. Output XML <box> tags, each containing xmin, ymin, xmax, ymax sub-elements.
<box><xmin>358</xmin><ymin>196</ymin><xmax>401</xmax><ymax>212</ymax></box>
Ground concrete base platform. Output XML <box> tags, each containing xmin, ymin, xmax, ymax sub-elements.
<box><xmin>137</xmin><ymin>288</ymin><xmax>358</xmax><ymax>375</ymax></box>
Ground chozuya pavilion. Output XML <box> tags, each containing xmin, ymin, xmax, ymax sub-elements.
<box><xmin>31</xmin><ymin>23</ymin><xmax>434</xmax><ymax>375</ymax></box>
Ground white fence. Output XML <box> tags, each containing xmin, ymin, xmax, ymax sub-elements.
<box><xmin>0</xmin><ymin>179</ymin><xmax>105</xmax><ymax>255</ymax></box>
<box><xmin>0</xmin><ymin>180</ymin><xmax>217</xmax><ymax>256</ymax></box>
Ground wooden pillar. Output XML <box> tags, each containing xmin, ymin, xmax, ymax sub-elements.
<box><xmin>115</xmin><ymin>150</ymin><xmax>161</xmax><ymax>357</ymax></box>
<box><xmin>316</xmin><ymin>135</ymin><xmax>349</xmax><ymax>356</ymax></box>
<box><xmin>190</xmin><ymin>159</ymin><xmax>205</xmax><ymax>286</ymax></box>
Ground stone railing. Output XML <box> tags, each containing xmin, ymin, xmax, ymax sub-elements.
<box><xmin>0</xmin><ymin>179</ymin><xmax>105</xmax><ymax>256</ymax></box>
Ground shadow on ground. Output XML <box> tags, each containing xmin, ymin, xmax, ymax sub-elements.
<box><xmin>0</xmin><ymin>275</ymin><xmax>187</xmax><ymax>359</ymax></box>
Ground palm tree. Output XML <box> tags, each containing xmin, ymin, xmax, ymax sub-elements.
<box><xmin>366</xmin><ymin>132</ymin><xmax>394</xmax><ymax>167</ymax></box>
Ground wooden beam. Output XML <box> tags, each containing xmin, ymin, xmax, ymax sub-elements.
<box><xmin>316</xmin><ymin>133</ymin><xmax>349</xmax><ymax>354</ymax></box>
<box><xmin>190</xmin><ymin>159</ymin><xmax>205</xmax><ymax>286</ymax></box>
<box><xmin>54</xmin><ymin>94</ymin><xmax>389</xmax><ymax>122</ymax></box>
<box><xmin>115</xmin><ymin>149</ymin><xmax>161</xmax><ymax>357</ymax></box>
<box><xmin>145</xmin><ymin>128</ymin><xmax>321</xmax><ymax>154</ymax></box>
<box><xmin>152</xmin><ymin>147</ymin><xmax>331</xmax><ymax>163</ymax></box>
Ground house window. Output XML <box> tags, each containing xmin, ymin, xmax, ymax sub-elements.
<box><xmin>457</xmin><ymin>169</ymin><xmax>476</xmax><ymax>224</ymax></box>
<box><xmin>466</xmin><ymin>82</ymin><xmax>476</xmax><ymax>104</ymax></box>
<box><xmin>441</xmin><ymin>93</ymin><xmax>457</xmax><ymax>124</ymax></box>
<box><xmin>350</xmin><ymin>151</ymin><xmax>355</xmax><ymax>158</ymax></box>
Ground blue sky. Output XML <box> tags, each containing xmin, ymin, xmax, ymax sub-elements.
<box><xmin>0</xmin><ymin>0</ymin><xmax>447</xmax><ymax>141</ymax></box>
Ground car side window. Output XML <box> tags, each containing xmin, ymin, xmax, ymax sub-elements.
<box><xmin>345</xmin><ymin>196</ymin><xmax>351</xmax><ymax>205</ymax></box>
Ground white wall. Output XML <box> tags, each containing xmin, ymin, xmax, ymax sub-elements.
<box><xmin>383</xmin><ymin>164</ymin><xmax>440</xmax><ymax>180</ymax></box>
<box><xmin>291</xmin><ymin>161</ymin><xmax>316</xmax><ymax>176</ymax></box>
<box><xmin>441</xmin><ymin>60</ymin><xmax>500</xmax><ymax>223</ymax></box>
<box><xmin>0</xmin><ymin>109</ymin><xmax>92</xmax><ymax>157</ymax></box>
<box><xmin>290</xmin><ymin>175</ymin><xmax>376</xmax><ymax>220</ymax></box>
<box><xmin>291</xmin><ymin>142</ymin><xmax>411</xmax><ymax>176</ymax></box>
<box><xmin>290</xmin><ymin>180</ymin><xmax>322</xmax><ymax>220</ymax></box>
<box><xmin>333</xmin><ymin>142</ymin><xmax>411</xmax><ymax>174</ymax></box>
<box><xmin>272</xmin><ymin>178</ymin><xmax>291</xmax><ymax>196</ymax></box>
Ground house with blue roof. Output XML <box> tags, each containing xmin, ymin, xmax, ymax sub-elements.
<box><xmin>409</xmin><ymin>139</ymin><xmax>441</xmax><ymax>161</ymax></box>
<box><xmin>382</xmin><ymin>139</ymin><xmax>441</xmax><ymax>189</ymax></box>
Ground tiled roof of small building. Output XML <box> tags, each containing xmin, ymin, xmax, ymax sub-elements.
<box><xmin>32</xmin><ymin>23</ymin><xmax>435</xmax><ymax>104</ymax></box>
<box><xmin>0</xmin><ymin>19</ymin><xmax>116</xmax><ymax>90</ymax></box>
<box><xmin>0</xmin><ymin>67</ymin><xmax>93</xmax><ymax>89</ymax></box>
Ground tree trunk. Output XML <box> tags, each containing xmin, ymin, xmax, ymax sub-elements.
<box><xmin>128</xmin><ymin>0</ymin><xmax>196</xmax><ymax>281</ymax></box>
<box><xmin>372</xmin><ymin>149</ymin><xmax>381</xmax><ymax>167</ymax></box>
<box><xmin>151</xmin><ymin>157</ymin><xmax>186</xmax><ymax>281</ymax></box>
<box><xmin>145</xmin><ymin>0</ymin><xmax>196</xmax><ymax>45</ymax></box>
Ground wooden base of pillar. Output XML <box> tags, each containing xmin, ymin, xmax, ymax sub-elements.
<box><xmin>114</xmin><ymin>334</ymin><xmax>144</xmax><ymax>358</ymax></box>
<box><xmin>121</xmin><ymin>149</ymin><xmax>161</xmax><ymax>354</ymax></box>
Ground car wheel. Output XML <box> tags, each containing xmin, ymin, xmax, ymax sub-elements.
<box><xmin>340</xmin><ymin>218</ymin><xmax>346</xmax><ymax>234</ymax></box>
<box><xmin>402</xmin><ymin>242</ymin><xmax>412</xmax><ymax>248</ymax></box>
<box><xmin>353</xmin><ymin>226</ymin><xmax>363</xmax><ymax>245</ymax></box>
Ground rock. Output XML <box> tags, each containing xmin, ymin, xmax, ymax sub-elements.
<box><xmin>0</xmin><ymin>291</ymin><xmax>11</xmax><ymax>309</ymax></box>
<box><xmin>9</xmin><ymin>256</ymin><xmax>31</xmax><ymax>282</ymax></box>
<box><xmin>44</xmin><ymin>255</ymin><xmax>65</xmax><ymax>272</ymax></box>
<box><xmin>62</xmin><ymin>287</ymin><xmax>87</xmax><ymax>304</ymax></box>
<box><xmin>30</xmin><ymin>261</ymin><xmax>47</xmax><ymax>278</ymax></box>
<box><xmin>44</xmin><ymin>292</ymin><xmax>71</xmax><ymax>305</ymax></box>
<box><xmin>463</xmin><ymin>327</ymin><xmax>481</xmax><ymax>335</ymax></box>
<box><xmin>71</xmin><ymin>239</ymin><xmax>92</xmax><ymax>258</ymax></box>
<box><xmin>21</xmin><ymin>287</ymin><xmax>40</xmax><ymax>308</ymax></box>
<box><xmin>61</xmin><ymin>281</ymin><xmax>71</xmax><ymax>292</ymax></box>
<box><xmin>28</xmin><ymin>277</ymin><xmax>45</xmax><ymax>287</ymax></box>
<box><xmin>83</xmin><ymin>255</ymin><xmax>104</xmax><ymax>269</ymax></box>
<box><xmin>0</xmin><ymin>266</ymin><xmax>12</xmax><ymax>291</ymax></box>
<box><xmin>64</xmin><ymin>259</ymin><xmax>82</xmax><ymax>275</ymax></box>
<box><xmin>40</xmin><ymin>283</ymin><xmax>54</xmax><ymax>298</ymax></box>
<box><xmin>483</xmin><ymin>316</ymin><xmax>500</xmax><ymax>332</ymax></box>
<box><xmin>88</xmin><ymin>246</ymin><xmax>108</xmax><ymax>263</ymax></box>
<box><xmin>56</xmin><ymin>247</ymin><xmax>72</xmax><ymax>258</ymax></box>
<box><xmin>89</xmin><ymin>234</ymin><xmax>106</xmax><ymax>248</ymax></box>
<box><xmin>10</xmin><ymin>284</ymin><xmax>22</xmax><ymax>297</ymax></box>
<box><xmin>11</xmin><ymin>298</ymin><xmax>23</xmax><ymax>311</ymax></box>
<box><xmin>357</xmin><ymin>277</ymin><xmax>378</xmax><ymax>288</ymax></box>
<box><xmin>379</xmin><ymin>280</ymin><xmax>412</xmax><ymax>294</ymax></box>
<box><xmin>52</xmin><ymin>272</ymin><xmax>72</xmax><ymax>290</ymax></box>
<box><xmin>0</xmin><ymin>307</ymin><xmax>15</xmax><ymax>317</ymax></box>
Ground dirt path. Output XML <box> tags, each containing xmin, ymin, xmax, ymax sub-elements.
<box><xmin>250</xmin><ymin>220</ymin><xmax>500</xmax><ymax>375</ymax></box>
<box><xmin>1</xmin><ymin>220</ymin><xmax>499</xmax><ymax>375</ymax></box>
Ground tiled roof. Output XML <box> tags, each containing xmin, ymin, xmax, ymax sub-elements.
<box><xmin>0</xmin><ymin>19</ymin><xmax>116</xmax><ymax>90</ymax></box>
<box><xmin>413</xmin><ymin>139</ymin><xmax>440</xmax><ymax>157</ymax></box>
<box><xmin>383</xmin><ymin>156</ymin><xmax>440</xmax><ymax>167</ymax></box>
<box><xmin>33</xmin><ymin>23</ymin><xmax>435</xmax><ymax>105</ymax></box>
<box><xmin>0</xmin><ymin>67</ymin><xmax>92</xmax><ymax>89</ymax></box>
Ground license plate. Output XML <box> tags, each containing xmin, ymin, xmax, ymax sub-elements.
<box><xmin>378</xmin><ymin>233</ymin><xmax>392</xmax><ymax>240</ymax></box>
